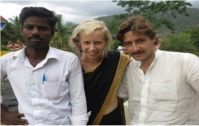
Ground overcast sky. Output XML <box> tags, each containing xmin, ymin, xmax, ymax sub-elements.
<box><xmin>1</xmin><ymin>0</ymin><xmax>199</xmax><ymax>24</ymax></box>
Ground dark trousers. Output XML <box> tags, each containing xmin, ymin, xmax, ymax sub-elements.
<box><xmin>99</xmin><ymin>104</ymin><xmax>126</xmax><ymax>125</ymax></box>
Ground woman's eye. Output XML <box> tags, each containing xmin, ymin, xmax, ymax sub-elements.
<box><xmin>95</xmin><ymin>42</ymin><xmax>102</xmax><ymax>45</ymax></box>
<box><xmin>84</xmin><ymin>42</ymin><xmax>90</xmax><ymax>44</ymax></box>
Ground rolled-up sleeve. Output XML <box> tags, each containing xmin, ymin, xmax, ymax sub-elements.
<box><xmin>118</xmin><ymin>66</ymin><xmax>129</xmax><ymax>99</ymax></box>
<box><xmin>68</xmin><ymin>56</ymin><xmax>88</xmax><ymax>125</ymax></box>
<box><xmin>185</xmin><ymin>53</ymin><xmax>199</xmax><ymax>92</ymax></box>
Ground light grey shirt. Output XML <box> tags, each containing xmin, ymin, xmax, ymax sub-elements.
<box><xmin>1</xmin><ymin>47</ymin><xmax>88</xmax><ymax>125</ymax></box>
<box><xmin>118</xmin><ymin>50</ymin><xmax>199</xmax><ymax>125</ymax></box>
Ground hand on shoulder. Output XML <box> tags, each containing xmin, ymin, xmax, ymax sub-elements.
<box><xmin>7</xmin><ymin>40</ymin><xmax>25</xmax><ymax>52</ymax></box>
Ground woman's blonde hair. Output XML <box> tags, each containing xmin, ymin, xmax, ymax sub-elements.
<box><xmin>69</xmin><ymin>20</ymin><xmax>112</xmax><ymax>55</ymax></box>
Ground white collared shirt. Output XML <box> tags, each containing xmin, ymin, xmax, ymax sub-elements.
<box><xmin>118</xmin><ymin>50</ymin><xmax>199</xmax><ymax>125</ymax></box>
<box><xmin>1</xmin><ymin>47</ymin><xmax>88</xmax><ymax>125</ymax></box>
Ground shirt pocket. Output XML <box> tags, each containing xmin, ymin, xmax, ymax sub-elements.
<box><xmin>42</xmin><ymin>81</ymin><xmax>62</xmax><ymax>100</ymax></box>
<box><xmin>151</xmin><ymin>79</ymin><xmax>177</xmax><ymax>101</ymax></box>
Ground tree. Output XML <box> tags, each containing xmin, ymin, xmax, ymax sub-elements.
<box><xmin>113</xmin><ymin>0</ymin><xmax>192</xmax><ymax>32</ymax></box>
<box><xmin>190</xmin><ymin>28</ymin><xmax>199</xmax><ymax>51</ymax></box>
<box><xmin>160</xmin><ymin>32</ymin><xmax>199</xmax><ymax>56</ymax></box>
<box><xmin>8</xmin><ymin>16</ymin><xmax>23</xmax><ymax>42</ymax></box>
<box><xmin>9</xmin><ymin>16</ymin><xmax>21</xmax><ymax>33</ymax></box>
<box><xmin>50</xmin><ymin>14</ymin><xmax>77</xmax><ymax>50</ymax></box>
<box><xmin>1</xmin><ymin>16</ymin><xmax>23</xmax><ymax>49</ymax></box>
<box><xmin>105</xmin><ymin>17</ymin><xmax>124</xmax><ymax>37</ymax></box>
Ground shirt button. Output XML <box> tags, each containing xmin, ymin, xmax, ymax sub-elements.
<box><xmin>37</xmin><ymin>120</ymin><xmax>41</xmax><ymax>124</ymax></box>
<box><xmin>31</xmin><ymin>81</ymin><xmax>35</xmax><ymax>85</ymax></box>
<box><xmin>34</xmin><ymin>107</ymin><xmax>39</xmax><ymax>110</ymax></box>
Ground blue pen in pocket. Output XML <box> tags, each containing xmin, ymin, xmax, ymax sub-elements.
<box><xmin>42</xmin><ymin>74</ymin><xmax>46</xmax><ymax>84</ymax></box>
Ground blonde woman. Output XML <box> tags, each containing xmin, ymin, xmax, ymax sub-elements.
<box><xmin>69</xmin><ymin>20</ymin><xmax>130</xmax><ymax>125</ymax></box>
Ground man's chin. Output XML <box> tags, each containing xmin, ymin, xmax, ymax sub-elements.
<box><xmin>132</xmin><ymin>56</ymin><xmax>143</xmax><ymax>61</ymax></box>
<box><xmin>28</xmin><ymin>45</ymin><xmax>49</xmax><ymax>49</ymax></box>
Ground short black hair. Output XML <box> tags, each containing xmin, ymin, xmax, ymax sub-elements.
<box><xmin>19</xmin><ymin>6</ymin><xmax>58</xmax><ymax>30</ymax></box>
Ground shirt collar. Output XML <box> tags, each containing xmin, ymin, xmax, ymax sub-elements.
<box><xmin>13</xmin><ymin>47</ymin><xmax>26</xmax><ymax>62</ymax></box>
<box><xmin>154</xmin><ymin>49</ymin><xmax>162</xmax><ymax>59</ymax></box>
<box><xmin>137</xmin><ymin>49</ymin><xmax>163</xmax><ymax>67</ymax></box>
<box><xmin>12</xmin><ymin>46</ymin><xmax>60</xmax><ymax>62</ymax></box>
<box><xmin>45</xmin><ymin>47</ymin><xmax>60</xmax><ymax>61</ymax></box>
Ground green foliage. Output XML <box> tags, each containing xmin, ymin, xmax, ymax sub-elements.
<box><xmin>50</xmin><ymin>14</ymin><xmax>77</xmax><ymax>51</ymax></box>
<box><xmin>160</xmin><ymin>32</ymin><xmax>199</xmax><ymax>56</ymax></box>
<box><xmin>189</xmin><ymin>28</ymin><xmax>199</xmax><ymax>50</ymax></box>
<box><xmin>105</xmin><ymin>17</ymin><xmax>124</xmax><ymax>37</ymax></box>
<box><xmin>1</xmin><ymin>45</ymin><xmax>9</xmax><ymax>51</ymax></box>
<box><xmin>1</xmin><ymin>17</ymin><xmax>23</xmax><ymax>47</ymax></box>
<box><xmin>111</xmin><ymin>39</ymin><xmax>120</xmax><ymax>50</ymax></box>
<box><xmin>9</xmin><ymin>16</ymin><xmax>21</xmax><ymax>32</ymax></box>
<box><xmin>113</xmin><ymin>0</ymin><xmax>192</xmax><ymax>32</ymax></box>
<box><xmin>1</xmin><ymin>14</ymin><xmax>76</xmax><ymax>51</ymax></box>
<box><xmin>97</xmin><ymin>8</ymin><xmax>199</xmax><ymax>36</ymax></box>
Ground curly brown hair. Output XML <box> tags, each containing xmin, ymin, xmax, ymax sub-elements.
<box><xmin>116</xmin><ymin>15</ymin><xmax>158</xmax><ymax>45</ymax></box>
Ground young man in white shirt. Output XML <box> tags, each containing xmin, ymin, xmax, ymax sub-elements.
<box><xmin>1</xmin><ymin>6</ymin><xmax>88</xmax><ymax>125</ymax></box>
<box><xmin>116</xmin><ymin>15</ymin><xmax>199</xmax><ymax>125</ymax></box>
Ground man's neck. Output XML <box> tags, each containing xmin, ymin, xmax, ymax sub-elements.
<box><xmin>140</xmin><ymin>51</ymin><xmax>156</xmax><ymax>74</ymax></box>
<box><xmin>25</xmin><ymin>46</ymin><xmax>49</xmax><ymax>67</ymax></box>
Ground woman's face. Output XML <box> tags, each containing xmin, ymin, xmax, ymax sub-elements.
<box><xmin>80</xmin><ymin>29</ymin><xmax>106</xmax><ymax>60</ymax></box>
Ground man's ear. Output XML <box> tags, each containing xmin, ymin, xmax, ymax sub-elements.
<box><xmin>153</xmin><ymin>37</ymin><xmax>156</xmax><ymax>44</ymax></box>
<box><xmin>155</xmin><ymin>38</ymin><xmax>162</xmax><ymax>50</ymax></box>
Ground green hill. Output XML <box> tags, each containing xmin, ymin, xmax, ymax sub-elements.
<box><xmin>95</xmin><ymin>8</ymin><xmax>199</xmax><ymax>36</ymax></box>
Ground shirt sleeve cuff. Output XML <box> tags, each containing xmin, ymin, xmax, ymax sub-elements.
<box><xmin>118</xmin><ymin>93</ymin><xmax>128</xmax><ymax>99</ymax></box>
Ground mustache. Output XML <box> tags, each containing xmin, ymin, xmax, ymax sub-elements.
<box><xmin>132</xmin><ymin>50</ymin><xmax>144</xmax><ymax>55</ymax></box>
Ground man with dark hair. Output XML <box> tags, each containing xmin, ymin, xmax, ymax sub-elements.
<box><xmin>116</xmin><ymin>15</ymin><xmax>199</xmax><ymax>125</ymax></box>
<box><xmin>1</xmin><ymin>6</ymin><xmax>88</xmax><ymax>125</ymax></box>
